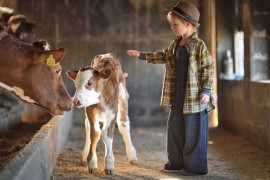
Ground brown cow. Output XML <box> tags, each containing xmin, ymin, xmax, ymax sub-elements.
<box><xmin>1</xmin><ymin>12</ymin><xmax>35</xmax><ymax>42</ymax></box>
<box><xmin>67</xmin><ymin>53</ymin><xmax>138</xmax><ymax>175</ymax></box>
<box><xmin>6</xmin><ymin>14</ymin><xmax>35</xmax><ymax>42</ymax></box>
<box><xmin>0</xmin><ymin>30</ymin><xmax>72</xmax><ymax>115</ymax></box>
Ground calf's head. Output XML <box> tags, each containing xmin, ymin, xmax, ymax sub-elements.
<box><xmin>67</xmin><ymin>67</ymin><xmax>111</xmax><ymax>108</ymax></box>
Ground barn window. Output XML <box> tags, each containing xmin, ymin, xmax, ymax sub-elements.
<box><xmin>249</xmin><ymin>0</ymin><xmax>270</xmax><ymax>82</ymax></box>
<box><xmin>234</xmin><ymin>0</ymin><xmax>244</xmax><ymax>80</ymax></box>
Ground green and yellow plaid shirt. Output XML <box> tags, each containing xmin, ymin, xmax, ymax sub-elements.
<box><xmin>144</xmin><ymin>32</ymin><xmax>215</xmax><ymax>114</ymax></box>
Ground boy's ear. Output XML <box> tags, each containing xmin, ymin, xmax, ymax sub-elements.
<box><xmin>186</xmin><ymin>22</ymin><xmax>191</xmax><ymax>28</ymax></box>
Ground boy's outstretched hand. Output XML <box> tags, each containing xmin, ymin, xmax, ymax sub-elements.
<box><xmin>200</xmin><ymin>93</ymin><xmax>210</xmax><ymax>104</ymax></box>
<box><xmin>127</xmin><ymin>50</ymin><xmax>140</xmax><ymax>58</ymax></box>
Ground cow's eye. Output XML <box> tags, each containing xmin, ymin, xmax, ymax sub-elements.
<box><xmin>55</xmin><ymin>69</ymin><xmax>62</xmax><ymax>76</ymax></box>
<box><xmin>86</xmin><ymin>82</ymin><xmax>92</xmax><ymax>86</ymax></box>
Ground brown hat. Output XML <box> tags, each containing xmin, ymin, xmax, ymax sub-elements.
<box><xmin>167</xmin><ymin>1</ymin><xmax>200</xmax><ymax>27</ymax></box>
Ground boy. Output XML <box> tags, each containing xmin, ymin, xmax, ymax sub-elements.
<box><xmin>127</xmin><ymin>1</ymin><xmax>215</xmax><ymax>176</ymax></box>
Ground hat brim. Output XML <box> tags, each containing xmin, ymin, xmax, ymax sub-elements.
<box><xmin>165</xmin><ymin>8</ymin><xmax>200</xmax><ymax>28</ymax></box>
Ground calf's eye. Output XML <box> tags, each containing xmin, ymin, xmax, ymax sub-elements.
<box><xmin>86</xmin><ymin>82</ymin><xmax>92</xmax><ymax>86</ymax></box>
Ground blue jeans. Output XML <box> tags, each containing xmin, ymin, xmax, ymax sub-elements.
<box><xmin>167</xmin><ymin>89</ymin><xmax>209</xmax><ymax>174</ymax></box>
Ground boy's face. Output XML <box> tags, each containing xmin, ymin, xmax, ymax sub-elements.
<box><xmin>168</xmin><ymin>15</ymin><xmax>188</xmax><ymax>37</ymax></box>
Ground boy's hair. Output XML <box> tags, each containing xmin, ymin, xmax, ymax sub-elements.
<box><xmin>167</xmin><ymin>11</ymin><xmax>198</xmax><ymax>32</ymax></box>
<box><xmin>165</xmin><ymin>1</ymin><xmax>200</xmax><ymax>27</ymax></box>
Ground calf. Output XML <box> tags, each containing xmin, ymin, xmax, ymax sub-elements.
<box><xmin>0</xmin><ymin>31</ymin><xmax>72</xmax><ymax>115</ymax></box>
<box><xmin>67</xmin><ymin>53</ymin><xmax>138</xmax><ymax>175</ymax></box>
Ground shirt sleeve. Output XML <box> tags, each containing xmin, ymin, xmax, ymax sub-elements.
<box><xmin>143</xmin><ymin>40</ymin><xmax>175</xmax><ymax>64</ymax></box>
<box><xmin>200</xmin><ymin>42</ymin><xmax>214</xmax><ymax>90</ymax></box>
<box><xmin>138</xmin><ymin>52</ymin><xmax>146</xmax><ymax>60</ymax></box>
<box><xmin>200</xmin><ymin>88</ymin><xmax>211</xmax><ymax>96</ymax></box>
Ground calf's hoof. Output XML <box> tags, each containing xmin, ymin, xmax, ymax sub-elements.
<box><xmin>129</xmin><ymin>160</ymin><xmax>139</xmax><ymax>165</ymax></box>
<box><xmin>104</xmin><ymin>169</ymin><xmax>114</xmax><ymax>175</ymax></box>
<box><xmin>88</xmin><ymin>168</ymin><xmax>98</xmax><ymax>174</ymax></box>
<box><xmin>81</xmin><ymin>159</ymin><xmax>87</xmax><ymax>166</ymax></box>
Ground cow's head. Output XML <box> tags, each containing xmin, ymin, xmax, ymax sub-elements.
<box><xmin>0</xmin><ymin>34</ymin><xmax>72</xmax><ymax>115</ymax></box>
<box><xmin>24</xmin><ymin>48</ymin><xmax>72</xmax><ymax>115</ymax></box>
<box><xmin>66</xmin><ymin>67</ymin><xmax>111</xmax><ymax>108</ymax></box>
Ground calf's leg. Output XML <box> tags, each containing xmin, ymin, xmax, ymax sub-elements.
<box><xmin>82</xmin><ymin>118</ymin><xmax>91</xmax><ymax>165</ymax></box>
<box><xmin>117</xmin><ymin>96</ymin><xmax>138</xmax><ymax>165</ymax></box>
<box><xmin>101</xmin><ymin>120</ymin><xmax>116</xmax><ymax>175</ymax></box>
<box><xmin>86</xmin><ymin>108</ymin><xmax>101</xmax><ymax>174</ymax></box>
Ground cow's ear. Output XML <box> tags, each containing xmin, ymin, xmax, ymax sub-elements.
<box><xmin>50</xmin><ymin>48</ymin><xmax>66</xmax><ymax>63</ymax></box>
<box><xmin>66</xmin><ymin>70</ymin><xmax>78</xmax><ymax>80</ymax></box>
<box><xmin>99</xmin><ymin>68</ymin><xmax>111</xmax><ymax>79</ymax></box>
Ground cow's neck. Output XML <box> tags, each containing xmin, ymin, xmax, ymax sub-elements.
<box><xmin>0</xmin><ymin>33</ymin><xmax>30</xmax><ymax>78</ymax></box>
<box><xmin>0</xmin><ymin>66</ymin><xmax>24</xmax><ymax>88</ymax></box>
<box><xmin>0</xmin><ymin>82</ymin><xmax>36</xmax><ymax>103</ymax></box>
<box><xmin>0</xmin><ymin>33</ymin><xmax>35</xmax><ymax>103</ymax></box>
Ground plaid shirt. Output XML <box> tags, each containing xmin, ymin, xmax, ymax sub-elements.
<box><xmin>144</xmin><ymin>32</ymin><xmax>215</xmax><ymax>114</ymax></box>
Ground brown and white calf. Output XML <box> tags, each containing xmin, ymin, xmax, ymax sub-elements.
<box><xmin>67</xmin><ymin>53</ymin><xmax>138</xmax><ymax>175</ymax></box>
<box><xmin>0</xmin><ymin>30</ymin><xmax>72</xmax><ymax>115</ymax></box>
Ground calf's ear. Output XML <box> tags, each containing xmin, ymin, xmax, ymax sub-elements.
<box><xmin>66</xmin><ymin>70</ymin><xmax>78</xmax><ymax>80</ymax></box>
<box><xmin>99</xmin><ymin>68</ymin><xmax>111</xmax><ymax>79</ymax></box>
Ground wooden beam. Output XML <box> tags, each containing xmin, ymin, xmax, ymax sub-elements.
<box><xmin>199</xmin><ymin>0</ymin><xmax>218</xmax><ymax>127</ymax></box>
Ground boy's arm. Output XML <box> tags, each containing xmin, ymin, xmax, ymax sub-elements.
<box><xmin>138</xmin><ymin>51</ymin><xmax>166</xmax><ymax>64</ymax></box>
<box><xmin>138</xmin><ymin>41</ymin><xmax>174</xmax><ymax>64</ymax></box>
<box><xmin>145</xmin><ymin>51</ymin><xmax>167</xmax><ymax>64</ymax></box>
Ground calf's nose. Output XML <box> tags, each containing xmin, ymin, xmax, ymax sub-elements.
<box><xmin>73</xmin><ymin>98</ymin><xmax>82</xmax><ymax>106</ymax></box>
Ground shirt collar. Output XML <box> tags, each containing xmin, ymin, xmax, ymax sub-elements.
<box><xmin>185</xmin><ymin>32</ymin><xmax>198</xmax><ymax>46</ymax></box>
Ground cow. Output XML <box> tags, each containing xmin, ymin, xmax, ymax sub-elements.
<box><xmin>0</xmin><ymin>6</ymin><xmax>14</xmax><ymax>29</ymax></box>
<box><xmin>67</xmin><ymin>53</ymin><xmax>138</xmax><ymax>175</ymax></box>
<box><xmin>20</xmin><ymin>39</ymin><xmax>53</xmax><ymax>123</ymax></box>
<box><xmin>1</xmin><ymin>12</ymin><xmax>35</xmax><ymax>42</ymax></box>
<box><xmin>0</xmin><ymin>30</ymin><xmax>72</xmax><ymax>115</ymax></box>
<box><xmin>0</xmin><ymin>12</ymin><xmax>14</xmax><ymax>28</ymax></box>
<box><xmin>5</xmin><ymin>14</ymin><xmax>35</xmax><ymax>42</ymax></box>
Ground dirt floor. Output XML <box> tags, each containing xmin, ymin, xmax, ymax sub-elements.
<box><xmin>51</xmin><ymin>126</ymin><xmax>270</xmax><ymax>180</ymax></box>
<box><xmin>0</xmin><ymin>122</ymin><xmax>44</xmax><ymax>170</ymax></box>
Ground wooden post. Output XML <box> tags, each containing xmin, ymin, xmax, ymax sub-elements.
<box><xmin>199</xmin><ymin>0</ymin><xmax>218</xmax><ymax>127</ymax></box>
<box><xmin>242</xmin><ymin>0</ymin><xmax>251</xmax><ymax>81</ymax></box>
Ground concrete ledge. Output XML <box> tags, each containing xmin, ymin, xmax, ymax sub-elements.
<box><xmin>0</xmin><ymin>109</ymin><xmax>74</xmax><ymax>180</ymax></box>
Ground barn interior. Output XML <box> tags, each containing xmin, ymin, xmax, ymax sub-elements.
<box><xmin>0</xmin><ymin>0</ymin><xmax>269</xmax><ymax>179</ymax></box>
